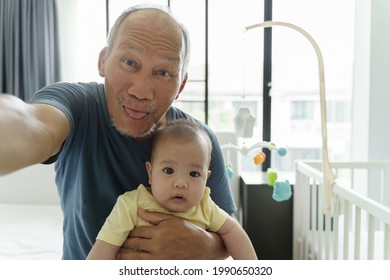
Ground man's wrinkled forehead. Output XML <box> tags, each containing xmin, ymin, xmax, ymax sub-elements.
<box><xmin>119</xmin><ymin>9</ymin><xmax>183</xmax><ymax>46</ymax></box>
<box><xmin>107</xmin><ymin>5</ymin><xmax>190</xmax><ymax>77</ymax></box>
<box><xmin>125</xmin><ymin>8</ymin><xmax>181</xmax><ymax>33</ymax></box>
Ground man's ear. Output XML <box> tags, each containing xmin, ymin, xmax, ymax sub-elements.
<box><xmin>175</xmin><ymin>73</ymin><xmax>188</xmax><ymax>100</ymax></box>
<box><xmin>98</xmin><ymin>47</ymin><xmax>108</xmax><ymax>77</ymax></box>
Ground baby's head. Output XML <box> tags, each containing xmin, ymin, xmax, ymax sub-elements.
<box><xmin>146</xmin><ymin>119</ymin><xmax>212</xmax><ymax>212</ymax></box>
<box><xmin>150</xmin><ymin>119</ymin><xmax>212</xmax><ymax>164</ymax></box>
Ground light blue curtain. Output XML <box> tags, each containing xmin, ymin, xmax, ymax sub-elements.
<box><xmin>0</xmin><ymin>0</ymin><xmax>60</xmax><ymax>101</ymax></box>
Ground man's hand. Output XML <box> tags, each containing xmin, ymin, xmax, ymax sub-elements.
<box><xmin>117</xmin><ymin>208</ymin><xmax>229</xmax><ymax>260</ymax></box>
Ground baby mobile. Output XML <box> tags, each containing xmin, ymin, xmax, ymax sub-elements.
<box><xmin>220</xmin><ymin>107</ymin><xmax>292</xmax><ymax>202</ymax></box>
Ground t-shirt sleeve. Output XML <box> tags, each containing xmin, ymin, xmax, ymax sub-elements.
<box><xmin>96</xmin><ymin>192</ymin><xmax>138</xmax><ymax>247</ymax></box>
<box><xmin>29</xmin><ymin>82</ymin><xmax>87</xmax><ymax>127</ymax></box>
<box><xmin>29</xmin><ymin>82</ymin><xmax>98</xmax><ymax>163</ymax></box>
<box><xmin>205</xmin><ymin>194</ymin><xmax>230</xmax><ymax>232</ymax></box>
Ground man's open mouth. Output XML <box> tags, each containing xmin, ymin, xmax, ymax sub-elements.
<box><xmin>123</xmin><ymin>107</ymin><xmax>148</xmax><ymax>120</ymax></box>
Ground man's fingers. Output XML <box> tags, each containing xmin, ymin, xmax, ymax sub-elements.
<box><xmin>122</xmin><ymin>233</ymin><xmax>153</xmax><ymax>252</ymax></box>
<box><xmin>127</xmin><ymin>225</ymin><xmax>154</xmax><ymax>239</ymax></box>
<box><xmin>117</xmin><ymin>248</ymin><xmax>153</xmax><ymax>260</ymax></box>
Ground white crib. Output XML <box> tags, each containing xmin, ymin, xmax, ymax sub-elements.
<box><xmin>294</xmin><ymin>160</ymin><xmax>390</xmax><ymax>260</ymax></box>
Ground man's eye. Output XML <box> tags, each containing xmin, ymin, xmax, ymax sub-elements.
<box><xmin>155</xmin><ymin>69</ymin><xmax>173</xmax><ymax>78</ymax></box>
<box><xmin>163</xmin><ymin>167</ymin><xmax>174</xmax><ymax>174</ymax></box>
<box><xmin>189</xmin><ymin>171</ymin><xmax>201</xmax><ymax>178</ymax></box>
<box><xmin>121</xmin><ymin>59</ymin><xmax>138</xmax><ymax>69</ymax></box>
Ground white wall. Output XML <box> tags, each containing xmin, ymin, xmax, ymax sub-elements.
<box><xmin>368</xmin><ymin>0</ymin><xmax>390</xmax><ymax>160</ymax></box>
<box><xmin>0</xmin><ymin>164</ymin><xmax>59</xmax><ymax>205</ymax></box>
<box><xmin>351</xmin><ymin>0</ymin><xmax>371</xmax><ymax>161</ymax></box>
<box><xmin>351</xmin><ymin>0</ymin><xmax>390</xmax><ymax>205</ymax></box>
<box><xmin>352</xmin><ymin>0</ymin><xmax>390</xmax><ymax>161</ymax></box>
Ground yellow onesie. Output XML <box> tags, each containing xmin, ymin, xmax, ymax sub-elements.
<box><xmin>96</xmin><ymin>184</ymin><xmax>229</xmax><ymax>247</ymax></box>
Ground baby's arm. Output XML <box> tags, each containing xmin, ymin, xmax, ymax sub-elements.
<box><xmin>217</xmin><ymin>216</ymin><xmax>258</xmax><ymax>260</ymax></box>
<box><xmin>87</xmin><ymin>239</ymin><xmax>120</xmax><ymax>260</ymax></box>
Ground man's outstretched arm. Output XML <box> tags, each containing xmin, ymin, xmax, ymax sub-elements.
<box><xmin>0</xmin><ymin>94</ymin><xmax>70</xmax><ymax>175</ymax></box>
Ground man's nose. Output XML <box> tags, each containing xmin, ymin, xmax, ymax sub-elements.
<box><xmin>127</xmin><ymin>72</ymin><xmax>154</xmax><ymax>100</ymax></box>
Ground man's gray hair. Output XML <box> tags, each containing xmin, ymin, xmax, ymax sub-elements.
<box><xmin>106</xmin><ymin>4</ymin><xmax>191</xmax><ymax>80</ymax></box>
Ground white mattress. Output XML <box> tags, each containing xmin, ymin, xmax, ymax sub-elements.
<box><xmin>0</xmin><ymin>203</ymin><xmax>63</xmax><ymax>260</ymax></box>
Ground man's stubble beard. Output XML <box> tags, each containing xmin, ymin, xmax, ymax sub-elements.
<box><xmin>111</xmin><ymin>119</ymin><xmax>158</xmax><ymax>139</ymax></box>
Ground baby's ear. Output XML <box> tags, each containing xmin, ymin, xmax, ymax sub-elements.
<box><xmin>207</xmin><ymin>170</ymin><xmax>211</xmax><ymax>178</ymax></box>
<box><xmin>145</xmin><ymin>162</ymin><xmax>153</xmax><ymax>184</ymax></box>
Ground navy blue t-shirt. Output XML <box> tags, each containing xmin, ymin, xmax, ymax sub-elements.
<box><xmin>31</xmin><ymin>82</ymin><xmax>236</xmax><ymax>259</ymax></box>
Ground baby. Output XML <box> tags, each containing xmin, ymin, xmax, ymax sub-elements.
<box><xmin>87</xmin><ymin>119</ymin><xmax>257</xmax><ymax>260</ymax></box>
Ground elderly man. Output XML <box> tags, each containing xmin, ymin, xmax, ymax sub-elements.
<box><xmin>0</xmin><ymin>4</ymin><xmax>236</xmax><ymax>259</ymax></box>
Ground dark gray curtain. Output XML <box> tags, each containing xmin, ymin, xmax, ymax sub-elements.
<box><xmin>0</xmin><ymin>0</ymin><xmax>60</xmax><ymax>101</ymax></box>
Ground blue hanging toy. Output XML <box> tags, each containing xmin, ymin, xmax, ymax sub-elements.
<box><xmin>225</xmin><ymin>161</ymin><xmax>234</xmax><ymax>179</ymax></box>
<box><xmin>266</xmin><ymin>168</ymin><xmax>292</xmax><ymax>202</ymax></box>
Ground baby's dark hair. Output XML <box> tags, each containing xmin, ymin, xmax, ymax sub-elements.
<box><xmin>151</xmin><ymin>119</ymin><xmax>212</xmax><ymax>164</ymax></box>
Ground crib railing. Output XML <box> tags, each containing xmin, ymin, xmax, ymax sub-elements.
<box><xmin>294</xmin><ymin>161</ymin><xmax>390</xmax><ymax>260</ymax></box>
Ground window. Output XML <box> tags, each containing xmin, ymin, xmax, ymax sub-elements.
<box><xmin>59</xmin><ymin>0</ymin><xmax>356</xmax><ymax>172</ymax></box>
<box><xmin>57</xmin><ymin>0</ymin><xmax>106</xmax><ymax>83</ymax></box>
<box><xmin>291</xmin><ymin>101</ymin><xmax>314</xmax><ymax>120</ymax></box>
<box><xmin>327</xmin><ymin>100</ymin><xmax>351</xmax><ymax>123</ymax></box>
<box><xmin>271</xmin><ymin>0</ymin><xmax>355</xmax><ymax>168</ymax></box>
<box><xmin>108</xmin><ymin>0</ymin><xmax>264</xmax><ymax>137</ymax></box>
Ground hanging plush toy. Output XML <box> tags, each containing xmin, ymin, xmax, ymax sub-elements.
<box><xmin>267</xmin><ymin>168</ymin><xmax>292</xmax><ymax>202</ymax></box>
<box><xmin>221</xmin><ymin>140</ymin><xmax>291</xmax><ymax>201</ymax></box>
<box><xmin>253</xmin><ymin>150</ymin><xmax>266</xmax><ymax>165</ymax></box>
<box><xmin>225</xmin><ymin>161</ymin><xmax>234</xmax><ymax>179</ymax></box>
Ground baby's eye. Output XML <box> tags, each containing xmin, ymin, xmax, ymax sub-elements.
<box><xmin>163</xmin><ymin>167</ymin><xmax>174</xmax><ymax>174</ymax></box>
<box><xmin>189</xmin><ymin>171</ymin><xmax>201</xmax><ymax>178</ymax></box>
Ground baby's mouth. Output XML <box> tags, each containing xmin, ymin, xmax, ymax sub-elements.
<box><xmin>173</xmin><ymin>194</ymin><xmax>185</xmax><ymax>201</ymax></box>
